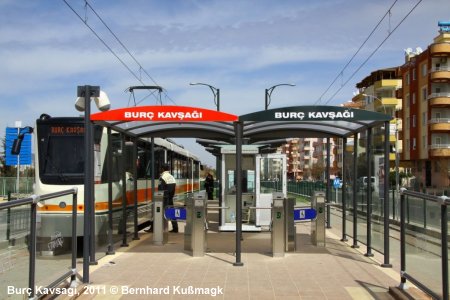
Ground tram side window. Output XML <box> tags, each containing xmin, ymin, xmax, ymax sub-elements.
<box><xmin>145</xmin><ymin>148</ymin><xmax>164</xmax><ymax>179</ymax></box>
<box><xmin>101</xmin><ymin>135</ymin><xmax>122</xmax><ymax>182</ymax></box>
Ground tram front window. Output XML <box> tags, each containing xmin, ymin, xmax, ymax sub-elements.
<box><xmin>38</xmin><ymin>135</ymin><xmax>85</xmax><ymax>185</ymax></box>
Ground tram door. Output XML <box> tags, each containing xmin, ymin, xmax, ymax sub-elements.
<box><xmin>255</xmin><ymin>154</ymin><xmax>287</xmax><ymax>226</ymax></box>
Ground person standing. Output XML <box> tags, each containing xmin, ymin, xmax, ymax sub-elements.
<box><xmin>204</xmin><ymin>173</ymin><xmax>215</xmax><ymax>200</ymax></box>
<box><xmin>158</xmin><ymin>163</ymin><xmax>178</xmax><ymax>233</ymax></box>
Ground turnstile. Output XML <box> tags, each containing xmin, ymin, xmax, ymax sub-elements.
<box><xmin>153</xmin><ymin>191</ymin><xmax>168</xmax><ymax>245</ymax></box>
<box><xmin>185</xmin><ymin>192</ymin><xmax>207</xmax><ymax>257</ymax></box>
<box><xmin>311</xmin><ymin>191</ymin><xmax>326</xmax><ymax>246</ymax></box>
<box><xmin>285</xmin><ymin>198</ymin><xmax>296</xmax><ymax>252</ymax></box>
<box><xmin>271</xmin><ymin>192</ymin><xmax>285</xmax><ymax>257</ymax></box>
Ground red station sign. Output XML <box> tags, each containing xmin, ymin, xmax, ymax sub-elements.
<box><xmin>91</xmin><ymin>106</ymin><xmax>238</xmax><ymax>122</ymax></box>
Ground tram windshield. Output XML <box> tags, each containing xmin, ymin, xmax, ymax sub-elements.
<box><xmin>36</xmin><ymin>117</ymin><xmax>102</xmax><ymax>185</ymax></box>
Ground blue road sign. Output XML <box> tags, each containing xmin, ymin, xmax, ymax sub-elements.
<box><xmin>294</xmin><ymin>208</ymin><xmax>317</xmax><ymax>221</ymax></box>
<box><xmin>5</xmin><ymin>127</ymin><xmax>32</xmax><ymax>166</ymax></box>
<box><xmin>164</xmin><ymin>207</ymin><xmax>187</xmax><ymax>221</ymax></box>
<box><xmin>333</xmin><ymin>178</ymin><xmax>341</xmax><ymax>189</ymax></box>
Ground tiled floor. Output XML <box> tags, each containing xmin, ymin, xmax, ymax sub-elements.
<box><xmin>69</xmin><ymin>220</ymin><xmax>400</xmax><ymax>300</ymax></box>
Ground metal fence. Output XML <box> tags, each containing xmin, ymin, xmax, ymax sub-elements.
<box><xmin>0</xmin><ymin>188</ymin><xmax>78</xmax><ymax>299</ymax></box>
<box><xmin>0</xmin><ymin>177</ymin><xmax>34</xmax><ymax>196</ymax></box>
<box><xmin>399</xmin><ymin>188</ymin><xmax>449</xmax><ymax>300</ymax></box>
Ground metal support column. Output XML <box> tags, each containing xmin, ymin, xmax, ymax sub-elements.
<box><xmin>341</xmin><ymin>137</ymin><xmax>347</xmax><ymax>242</ymax></box>
<box><xmin>352</xmin><ymin>133</ymin><xmax>359</xmax><ymax>248</ymax></box>
<box><xmin>326</xmin><ymin>138</ymin><xmax>331</xmax><ymax>228</ymax></box>
<box><xmin>365</xmin><ymin>128</ymin><xmax>373</xmax><ymax>257</ymax></box>
<box><xmin>120</xmin><ymin>135</ymin><xmax>129</xmax><ymax>247</ymax></box>
<box><xmin>382</xmin><ymin>121</ymin><xmax>392</xmax><ymax>267</ymax></box>
<box><xmin>28</xmin><ymin>196</ymin><xmax>38</xmax><ymax>298</ymax></box>
<box><xmin>132</xmin><ymin>139</ymin><xmax>139</xmax><ymax>240</ymax></box>
<box><xmin>106</xmin><ymin>128</ymin><xmax>115</xmax><ymax>255</ymax></box>
<box><xmin>151</xmin><ymin>137</ymin><xmax>155</xmax><ymax>216</ymax></box>
<box><xmin>441</xmin><ymin>197</ymin><xmax>449</xmax><ymax>300</ymax></box>
<box><xmin>234</xmin><ymin>121</ymin><xmax>243</xmax><ymax>266</ymax></box>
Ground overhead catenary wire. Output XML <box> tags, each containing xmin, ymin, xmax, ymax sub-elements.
<box><xmin>83</xmin><ymin>1</ymin><xmax>176</xmax><ymax>105</ymax></box>
<box><xmin>322</xmin><ymin>0</ymin><xmax>423</xmax><ymax>105</ymax></box>
<box><xmin>314</xmin><ymin>0</ymin><xmax>398</xmax><ymax>105</ymax></box>
<box><xmin>62</xmin><ymin>0</ymin><xmax>175</xmax><ymax>105</ymax></box>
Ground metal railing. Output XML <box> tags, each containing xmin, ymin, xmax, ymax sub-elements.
<box><xmin>399</xmin><ymin>188</ymin><xmax>449</xmax><ymax>300</ymax></box>
<box><xmin>0</xmin><ymin>188</ymin><xmax>78</xmax><ymax>299</ymax></box>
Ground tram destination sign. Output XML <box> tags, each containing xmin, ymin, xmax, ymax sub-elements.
<box><xmin>239</xmin><ymin>106</ymin><xmax>391</xmax><ymax>122</ymax></box>
<box><xmin>91</xmin><ymin>106</ymin><xmax>238</xmax><ymax>122</ymax></box>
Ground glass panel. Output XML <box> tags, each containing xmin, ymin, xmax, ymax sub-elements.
<box><xmin>35</xmin><ymin>195</ymin><xmax>72</xmax><ymax>290</ymax></box>
<box><xmin>405</xmin><ymin>199</ymin><xmax>442</xmax><ymax>298</ymax></box>
<box><xmin>259</xmin><ymin>157</ymin><xmax>283</xmax><ymax>194</ymax></box>
<box><xmin>0</xmin><ymin>204</ymin><xmax>30</xmax><ymax>300</ymax></box>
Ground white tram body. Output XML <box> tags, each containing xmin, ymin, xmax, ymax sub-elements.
<box><xmin>34</xmin><ymin>116</ymin><xmax>201</xmax><ymax>254</ymax></box>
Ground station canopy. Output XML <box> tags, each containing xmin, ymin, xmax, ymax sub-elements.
<box><xmin>91</xmin><ymin>105</ymin><xmax>392</xmax><ymax>150</ymax></box>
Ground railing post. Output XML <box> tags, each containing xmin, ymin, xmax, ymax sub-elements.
<box><xmin>28</xmin><ymin>195</ymin><xmax>39</xmax><ymax>299</ymax></box>
<box><xmin>71</xmin><ymin>190</ymin><xmax>78</xmax><ymax>286</ymax></box>
<box><xmin>399</xmin><ymin>190</ymin><xmax>406</xmax><ymax>289</ymax></box>
<box><xmin>440</xmin><ymin>197</ymin><xmax>449</xmax><ymax>300</ymax></box>
<box><xmin>132</xmin><ymin>138</ymin><xmax>139</xmax><ymax>241</ymax></box>
<box><xmin>121</xmin><ymin>135</ymin><xmax>129</xmax><ymax>248</ymax></box>
<box><xmin>6</xmin><ymin>191</ymin><xmax>11</xmax><ymax>241</ymax></box>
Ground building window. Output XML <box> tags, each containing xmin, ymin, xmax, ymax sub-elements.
<box><xmin>412</xmin><ymin>68</ymin><xmax>416</xmax><ymax>81</ymax></box>
<box><xmin>412</xmin><ymin>115</ymin><xmax>416</xmax><ymax>128</ymax></box>
<box><xmin>406</xmin><ymin>72</ymin><xmax>410</xmax><ymax>85</ymax></box>
<box><xmin>422</xmin><ymin>112</ymin><xmax>427</xmax><ymax>126</ymax></box>
<box><xmin>422</xmin><ymin>63</ymin><xmax>427</xmax><ymax>77</ymax></box>
<box><xmin>421</xmin><ymin>86</ymin><xmax>427</xmax><ymax>101</ymax></box>
<box><xmin>413</xmin><ymin>138</ymin><xmax>416</xmax><ymax>150</ymax></box>
<box><xmin>406</xmin><ymin>139</ymin><xmax>410</xmax><ymax>151</ymax></box>
<box><xmin>406</xmin><ymin>94</ymin><xmax>410</xmax><ymax>107</ymax></box>
<box><xmin>412</xmin><ymin>93</ymin><xmax>416</xmax><ymax>104</ymax></box>
<box><xmin>423</xmin><ymin>135</ymin><xmax>426</xmax><ymax>149</ymax></box>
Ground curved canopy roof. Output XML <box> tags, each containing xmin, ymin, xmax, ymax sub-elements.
<box><xmin>91</xmin><ymin>105</ymin><xmax>392</xmax><ymax>145</ymax></box>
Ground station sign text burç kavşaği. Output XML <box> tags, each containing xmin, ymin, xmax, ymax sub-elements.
<box><xmin>91</xmin><ymin>106</ymin><xmax>238</xmax><ymax>122</ymax></box>
<box><xmin>239</xmin><ymin>106</ymin><xmax>392</xmax><ymax>122</ymax></box>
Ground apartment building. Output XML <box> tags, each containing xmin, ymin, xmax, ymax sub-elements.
<box><xmin>399</xmin><ymin>22</ymin><xmax>450</xmax><ymax>189</ymax></box>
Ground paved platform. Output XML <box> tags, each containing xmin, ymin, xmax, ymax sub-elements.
<box><xmin>67</xmin><ymin>219</ymin><xmax>403</xmax><ymax>300</ymax></box>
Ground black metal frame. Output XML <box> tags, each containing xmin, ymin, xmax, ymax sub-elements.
<box><xmin>0</xmin><ymin>188</ymin><xmax>78</xmax><ymax>298</ymax></box>
<box><xmin>400</xmin><ymin>188</ymin><xmax>449</xmax><ymax>300</ymax></box>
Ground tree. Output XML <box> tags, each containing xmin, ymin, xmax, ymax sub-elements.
<box><xmin>311</xmin><ymin>160</ymin><xmax>325</xmax><ymax>180</ymax></box>
<box><xmin>0</xmin><ymin>136</ymin><xmax>17</xmax><ymax>177</ymax></box>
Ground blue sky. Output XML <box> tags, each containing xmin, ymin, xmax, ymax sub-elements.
<box><xmin>0</xmin><ymin>0</ymin><xmax>449</xmax><ymax>167</ymax></box>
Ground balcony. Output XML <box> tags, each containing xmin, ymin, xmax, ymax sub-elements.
<box><xmin>429</xmin><ymin>118</ymin><xmax>450</xmax><ymax>131</ymax></box>
<box><xmin>374</xmin><ymin>79</ymin><xmax>400</xmax><ymax>89</ymax></box>
<box><xmin>429</xmin><ymin>144</ymin><xmax>450</xmax><ymax>157</ymax></box>
<box><xmin>428</xmin><ymin>92</ymin><xmax>450</xmax><ymax>107</ymax></box>
<box><xmin>430</xmin><ymin>66</ymin><xmax>450</xmax><ymax>82</ymax></box>
<box><xmin>430</xmin><ymin>43</ymin><xmax>450</xmax><ymax>55</ymax></box>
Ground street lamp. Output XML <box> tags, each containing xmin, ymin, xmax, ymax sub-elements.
<box><xmin>190</xmin><ymin>82</ymin><xmax>220</xmax><ymax>111</ymax></box>
<box><xmin>361</xmin><ymin>94</ymin><xmax>387</xmax><ymax>115</ymax></box>
<box><xmin>265</xmin><ymin>83</ymin><xmax>295</xmax><ymax>110</ymax></box>
<box><xmin>75</xmin><ymin>85</ymin><xmax>110</xmax><ymax>283</ymax></box>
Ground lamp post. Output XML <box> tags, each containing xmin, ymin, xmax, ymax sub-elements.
<box><xmin>265</xmin><ymin>83</ymin><xmax>295</xmax><ymax>110</ymax></box>
<box><xmin>190</xmin><ymin>83</ymin><xmax>220</xmax><ymax>111</ymax></box>
<box><xmin>75</xmin><ymin>85</ymin><xmax>110</xmax><ymax>283</ymax></box>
